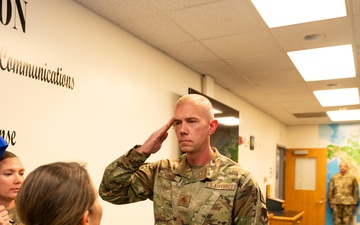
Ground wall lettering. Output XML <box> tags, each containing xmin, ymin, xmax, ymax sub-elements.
<box><xmin>0</xmin><ymin>45</ymin><xmax>75</xmax><ymax>89</ymax></box>
<box><xmin>0</xmin><ymin>0</ymin><xmax>27</xmax><ymax>33</ymax></box>
<box><xmin>0</xmin><ymin>129</ymin><xmax>16</xmax><ymax>146</ymax></box>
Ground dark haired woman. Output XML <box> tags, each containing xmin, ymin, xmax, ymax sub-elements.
<box><xmin>0</xmin><ymin>151</ymin><xmax>25</xmax><ymax>225</ymax></box>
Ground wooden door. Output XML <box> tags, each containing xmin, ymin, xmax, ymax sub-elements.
<box><xmin>285</xmin><ymin>148</ymin><xmax>327</xmax><ymax>225</ymax></box>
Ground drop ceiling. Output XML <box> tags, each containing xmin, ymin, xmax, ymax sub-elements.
<box><xmin>73</xmin><ymin>0</ymin><xmax>360</xmax><ymax>126</ymax></box>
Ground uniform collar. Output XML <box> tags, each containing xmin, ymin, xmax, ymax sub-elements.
<box><xmin>173</xmin><ymin>148</ymin><xmax>221</xmax><ymax>181</ymax></box>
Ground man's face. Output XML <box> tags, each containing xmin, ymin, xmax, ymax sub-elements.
<box><xmin>173</xmin><ymin>103</ymin><xmax>211</xmax><ymax>153</ymax></box>
<box><xmin>339</xmin><ymin>162</ymin><xmax>348</xmax><ymax>174</ymax></box>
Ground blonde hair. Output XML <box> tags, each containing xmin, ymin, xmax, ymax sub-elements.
<box><xmin>175</xmin><ymin>94</ymin><xmax>214</xmax><ymax>121</ymax></box>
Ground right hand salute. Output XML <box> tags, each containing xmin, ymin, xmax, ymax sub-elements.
<box><xmin>0</xmin><ymin>205</ymin><xmax>9</xmax><ymax>225</ymax></box>
<box><xmin>137</xmin><ymin>118</ymin><xmax>174</xmax><ymax>155</ymax></box>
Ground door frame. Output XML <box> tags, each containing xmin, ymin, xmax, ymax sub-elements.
<box><xmin>285</xmin><ymin>148</ymin><xmax>327</xmax><ymax>225</ymax></box>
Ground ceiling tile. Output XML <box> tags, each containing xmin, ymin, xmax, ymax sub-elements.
<box><xmin>355</xmin><ymin>15</ymin><xmax>360</xmax><ymax>43</ymax></box>
<box><xmin>201</xmin><ymin>31</ymin><xmax>283</xmax><ymax>59</ymax></box>
<box><xmin>75</xmin><ymin>0</ymin><xmax>160</xmax><ymax>22</ymax></box>
<box><xmin>267</xmin><ymin>92</ymin><xmax>315</xmax><ymax>102</ymax></box>
<box><xmin>159</xmin><ymin>41</ymin><xmax>219</xmax><ymax>64</ymax></box>
<box><xmin>188</xmin><ymin>60</ymin><xmax>239</xmax><ymax>78</ymax></box>
<box><xmin>116</xmin><ymin>15</ymin><xmax>194</xmax><ymax>47</ymax></box>
<box><xmin>227</xmin><ymin>53</ymin><xmax>294</xmax><ymax>74</ymax></box>
<box><xmin>244</xmin><ymin>69</ymin><xmax>303</xmax><ymax>85</ymax></box>
<box><xmin>259</xmin><ymin>82</ymin><xmax>309</xmax><ymax>94</ymax></box>
<box><xmin>147</xmin><ymin>0</ymin><xmax>219</xmax><ymax>11</ymax></box>
<box><xmin>353</xmin><ymin>0</ymin><xmax>360</xmax><ymax>16</ymax></box>
<box><xmin>279</xmin><ymin>99</ymin><xmax>322</xmax><ymax>110</ymax></box>
<box><xmin>166</xmin><ymin>0</ymin><xmax>267</xmax><ymax>39</ymax></box>
<box><xmin>271</xmin><ymin>17</ymin><xmax>353</xmax><ymax>52</ymax></box>
<box><xmin>305</xmin><ymin>77</ymin><xmax>360</xmax><ymax>91</ymax></box>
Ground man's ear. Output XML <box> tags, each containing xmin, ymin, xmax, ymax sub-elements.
<box><xmin>80</xmin><ymin>210</ymin><xmax>90</xmax><ymax>225</ymax></box>
<box><xmin>209</xmin><ymin>119</ymin><xmax>218</xmax><ymax>135</ymax></box>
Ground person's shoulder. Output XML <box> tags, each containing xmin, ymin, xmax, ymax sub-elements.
<box><xmin>331</xmin><ymin>172</ymin><xmax>342</xmax><ymax>178</ymax></box>
<box><xmin>216</xmin><ymin>153</ymin><xmax>252</xmax><ymax>176</ymax></box>
<box><xmin>149</xmin><ymin>155</ymin><xmax>183</xmax><ymax>169</ymax></box>
<box><xmin>216</xmin><ymin>151</ymin><xmax>242</xmax><ymax>166</ymax></box>
<box><xmin>345</xmin><ymin>173</ymin><xmax>357</xmax><ymax>179</ymax></box>
<box><xmin>215</xmin><ymin>158</ymin><xmax>259</xmax><ymax>188</ymax></box>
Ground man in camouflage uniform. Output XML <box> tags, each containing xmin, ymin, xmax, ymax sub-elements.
<box><xmin>99</xmin><ymin>94</ymin><xmax>268</xmax><ymax>224</ymax></box>
<box><xmin>328</xmin><ymin>161</ymin><xmax>359</xmax><ymax>225</ymax></box>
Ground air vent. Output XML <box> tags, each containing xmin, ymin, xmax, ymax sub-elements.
<box><xmin>293</xmin><ymin>112</ymin><xmax>328</xmax><ymax>118</ymax></box>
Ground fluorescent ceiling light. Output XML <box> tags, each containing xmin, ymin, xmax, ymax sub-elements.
<box><xmin>251</xmin><ymin>0</ymin><xmax>347</xmax><ymax>28</ymax></box>
<box><xmin>213</xmin><ymin>108</ymin><xmax>222</xmax><ymax>114</ymax></box>
<box><xmin>314</xmin><ymin>88</ymin><xmax>359</xmax><ymax>107</ymax></box>
<box><xmin>216</xmin><ymin>116</ymin><xmax>239</xmax><ymax>126</ymax></box>
<box><xmin>327</xmin><ymin>109</ymin><xmax>360</xmax><ymax>121</ymax></box>
<box><xmin>288</xmin><ymin>45</ymin><xmax>355</xmax><ymax>82</ymax></box>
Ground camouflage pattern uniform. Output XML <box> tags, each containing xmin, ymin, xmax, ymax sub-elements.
<box><xmin>328</xmin><ymin>173</ymin><xmax>359</xmax><ymax>225</ymax></box>
<box><xmin>8</xmin><ymin>207</ymin><xmax>23</xmax><ymax>225</ymax></box>
<box><xmin>99</xmin><ymin>145</ymin><xmax>268</xmax><ymax>224</ymax></box>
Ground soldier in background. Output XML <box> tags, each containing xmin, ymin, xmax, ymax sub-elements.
<box><xmin>328</xmin><ymin>161</ymin><xmax>359</xmax><ymax>225</ymax></box>
<box><xmin>99</xmin><ymin>94</ymin><xmax>268</xmax><ymax>224</ymax></box>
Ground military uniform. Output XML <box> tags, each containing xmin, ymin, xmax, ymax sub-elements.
<box><xmin>8</xmin><ymin>207</ymin><xmax>23</xmax><ymax>225</ymax></box>
<box><xmin>328</xmin><ymin>172</ymin><xmax>359</xmax><ymax>225</ymax></box>
<box><xmin>99</xmin><ymin>145</ymin><xmax>268</xmax><ymax>224</ymax></box>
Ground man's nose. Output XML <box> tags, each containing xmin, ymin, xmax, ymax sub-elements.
<box><xmin>178</xmin><ymin>123</ymin><xmax>188</xmax><ymax>134</ymax></box>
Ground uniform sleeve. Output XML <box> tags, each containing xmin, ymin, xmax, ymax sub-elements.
<box><xmin>233</xmin><ymin>176</ymin><xmax>268</xmax><ymax>225</ymax></box>
<box><xmin>98</xmin><ymin>145</ymin><xmax>156</xmax><ymax>205</ymax></box>
<box><xmin>328</xmin><ymin>177</ymin><xmax>335</xmax><ymax>205</ymax></box>
<box><xmin>352</xmin><ymin>177</ymin><xmax>359</xmax><ymax>205</ymax></box>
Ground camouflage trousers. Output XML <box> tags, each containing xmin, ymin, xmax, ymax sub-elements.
<box><xmin>333</xmin><ymin>204</ymin><xmax>354</xmax><ymax>225</ymax></box>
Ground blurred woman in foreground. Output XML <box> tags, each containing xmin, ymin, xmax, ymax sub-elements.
<box><xmin>16</xmin><ymin>161</ymin><xmax>102</xmax><ymax>225</ymax></box>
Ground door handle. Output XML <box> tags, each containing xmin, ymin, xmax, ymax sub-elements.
<box><xmin>316</xmin><ymin>196</ymin><xmax>324</xmax><ymax>204</ymax></box>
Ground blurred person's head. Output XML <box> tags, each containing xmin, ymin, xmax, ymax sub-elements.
<box><xmin>16</xmin><ymin>162</ymin><xmax>102</xmax><ymax>225</ymax></box>
<box><xmin>0</xmin><ymin>151</ymin><xmax>25</xmax><ymax>208</ymax></box>
<box><xmin>339</xmin><ymin>161</ymin><xmax>348</xmax><ymax>175</ymax></box>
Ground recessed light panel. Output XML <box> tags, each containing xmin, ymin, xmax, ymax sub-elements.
<box><xmin>327</xmin><ymin>109</ymin><xmax>360</xmax><ymax>121</ymax></box>
<box><xmin>314</xmin><ymin>88</ymin><xmax>359</xmax><ymax>107</ymax></box>
<box><xmin>288</xmin><ymin>45</ymin><xmax>355</xmax><ymax>82</ymax></box>
<box><xmin>216</xmin><ymin>116</ymin><xmax>239</xmax><ymax>126</ymax></box>
<box><xmin>251</xmin><ymin>0</ymin><xmax>347</xmax><ymax>28</ymax></box>
<box><xmin>213</xmin><ymin>108</ymin><xmax>222</xmax><ymax>114</ymax></box>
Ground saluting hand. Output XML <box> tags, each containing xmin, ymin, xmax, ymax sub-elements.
<box><xmin>0</xmin><ymin>205</ymin><xmax>9</xmax><ymax>225</ymax></box>
<box><xmin>137</xmin><ymin>118</ymin><xmax>174</xmax><ymax>155</ymax></box>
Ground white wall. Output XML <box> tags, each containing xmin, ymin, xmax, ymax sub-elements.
<box><xmin>286</xmin><ymin>125</ymin><xmax>323</xmax><ymax>148</ymax></box>
<box><xmin>1</xmin><ymin>0</ymin><xmax>288</xmax><ymax>224</ymax></box>
<box><xmin>214</xmin><ymin>86</ymin><xmax>287</xmax><ymax>195</ymax></box>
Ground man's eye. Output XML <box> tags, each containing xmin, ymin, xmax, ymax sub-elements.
<box><xmin>173</xmin><ymin>121</ymin><xmax>181</xmax><ymax>126</ymax></box>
